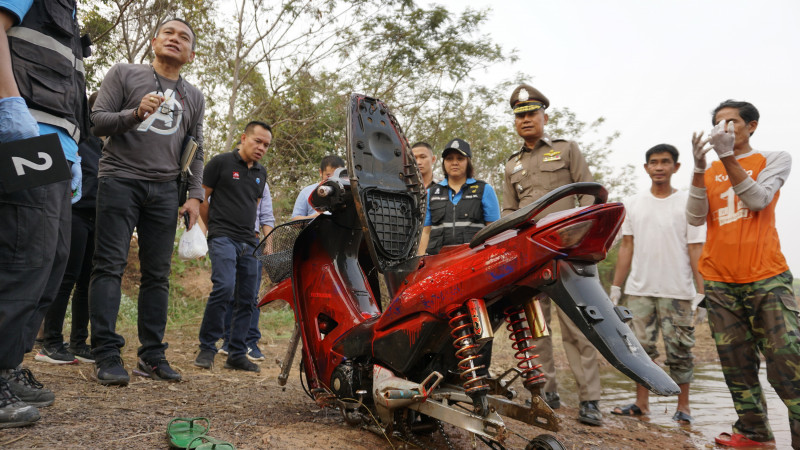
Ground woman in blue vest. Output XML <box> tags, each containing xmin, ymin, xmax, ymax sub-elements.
<box><xmin>418</xmin><ymin>138</ymin><xmax>501</xmax><ymax>255</ymax></box>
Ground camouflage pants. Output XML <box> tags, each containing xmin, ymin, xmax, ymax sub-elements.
<box><xmin>626</xmin><ymin>296</ymin><xmax>695</xmax><ymax>385</ymax></box>
<box><xmin>705</xmin><ymin>271</ymin><xmax>800</xmax><ymax>447</ymax></box>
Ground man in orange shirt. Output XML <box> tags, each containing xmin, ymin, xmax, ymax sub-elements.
<box><xmin>686</xmin><ymin>100</ymin><xmax>799</xmax><ymax>449</ymax></box>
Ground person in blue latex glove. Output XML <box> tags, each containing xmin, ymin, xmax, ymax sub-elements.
<box><xmin>0</xmin><ymin>96</ymin><xmax>38</xmax><ymax>142</ymax></box>
<box><xmin>0</xmin><ymin>0</ymin><xmax>91</xmax><ymax>429</ymax></box>
<box><xmin>70</xmin><ymin>157</ymin><xmax>82</xmax><ymax>203</ymax></box>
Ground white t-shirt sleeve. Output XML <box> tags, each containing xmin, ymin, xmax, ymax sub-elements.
<box><xmin>686</xmin><ymin>222</ymin><xmax>706</xmax><ymax>244</ymax></box>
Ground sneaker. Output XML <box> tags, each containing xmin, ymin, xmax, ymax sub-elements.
<box><xmin>578</xmin><ymin>400</ymin><xmax>603</xmax><ymax>426</ymax></box>
<box><xmin>194</xmin><ymin>349</ymin><xmax>216</xmax><ymax>370</ymax></box>
<box><xmin>34</xmin><ymin>344</ymin><xmax>78</xmax><ymax>365</ymax></box>
<box><xmin>95</xmin><ymin>356</ymin><xmax>130</xmax><ymax>386</ymax></box>
<box><xmin>3</xmin><ymin>368</ymin><xmax>55</xmax><ymax>408</ymax></box>
<box><xmin>0</xmin><ymin>377</ymin><xmax>40</xmax><ymax>429</ymax></box>
<box><xmin>217</xmin><ymin>342</ymin><xmax>229</xmax><ymax>356</ymax></box>
<box><xmin>224</xmin><ymin>355</ymin><xmax>260</xmax><ymax>372</ymax></box>
<box><xmin>246</xmin><ymin>345</ymin><xmax>265</xmax><ymax>362</ymax></box>
<box><xmin>66</xmin><ymin>343</ymin><xmax>95</xmax><ymax>363</ymax></box>
<box><xmin>137</xmin><ymin>358</ymin><xmax>181</xmax><ymax>382</ymax></box>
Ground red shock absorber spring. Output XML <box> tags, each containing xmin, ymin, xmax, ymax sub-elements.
<box><xmin>448</xmin><ymin>307</ymin><xmax>489</xmax><ymax>394</ymax></box>
<box><xmin>503</xmin><ymin>305</ymin><xmax>545</xmax><ymax>388</ymax></box>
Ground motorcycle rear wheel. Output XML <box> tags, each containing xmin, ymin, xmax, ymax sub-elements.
<box><xmin>525</xmin><ymin>434</ymin><xmax>566</xmax><ymax>450</ymax></box>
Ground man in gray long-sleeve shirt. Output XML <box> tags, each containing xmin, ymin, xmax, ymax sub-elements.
<box><xmin>89</xmin><ymin>18</ymin><xmax>205</xmax><ymax>386</ymax></box>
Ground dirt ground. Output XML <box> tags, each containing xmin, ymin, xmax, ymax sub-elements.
<box><xmin>0</xmin><ymin>254</ymin><xmax>721</xmax><ymax>449</ymax></box>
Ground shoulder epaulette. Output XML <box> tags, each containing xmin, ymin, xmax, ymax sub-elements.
<box><xmin>507</xmin><ymin>149</ymin><xmax>523</xmax><ymax>162</ymax></box>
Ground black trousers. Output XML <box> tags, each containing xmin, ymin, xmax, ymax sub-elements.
<box><xmin>0</xmin><ymin>179</ymin><xmax>71</xmax><ymax>369</ymax></box>
<box><xmin>42</xmin><ymin>207</ymin><xmax>95</xmax><ymax>348</ymax></box>
<box><xmin>89</xmin><ymin>177</ymin><xmax>178</xmax><ymax>363</ymax></box>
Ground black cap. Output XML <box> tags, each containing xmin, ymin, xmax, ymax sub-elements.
<box><xmin>442</xmin><ymin>138</ymin><xmax>471</xmax><ymax>158</ymax></box>
<box><xmin>510</xmin><ymin>83</ymin><xmax>549</xmax><ymax>113</ymax></box>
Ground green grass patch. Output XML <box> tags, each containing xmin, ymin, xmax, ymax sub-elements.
<box><xmin>258</xmin><ymin>304</ymin><xmax>296</xmax><ymax>342</ymax></box>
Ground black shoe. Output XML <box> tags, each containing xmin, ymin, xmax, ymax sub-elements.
<box><xmin>35</xmin><ymin>343</ymin><xmax>78</xmax><ymax>365</ymax></box>
<box><xmin>4</xmin><ymin>368</ymin><xmax>55</xmax><ymax>408</ymax></box>
<box><xmin>224</xmin><ymin>355</ymin><xmax>260</xmax><ymax>372</ymax></box>
<box><xmin>138</xmin><ymin>358</ymin><xmax>181</xmax><ymax>382</ymax></box>
<box><xmin>194</xmin><ymin>349</ymin><xmax>216</xmax><ymax>370</ymax></box>
<box><xmin>0</xmin><ymin>377</ymin><xmax>40</xmax><ymax>429</ymax></box>
<box><xmin>578</xmin><ymin>400</ymin><xmax>603</xmax><ymax>426</ymax></box>
<box><xmin>544</xmin><ymin>391</ymin><xmax>561</xmax><ymax>409</ymax></box>
<box><xmin>96</xmin><ymin>356</ymin><xmax>130</xmax><ymax>386</ymax></box>
<box><xmin>66</xmin><ymin>343</ymin><xmax>95</xmax><ymax>363</ymax></box>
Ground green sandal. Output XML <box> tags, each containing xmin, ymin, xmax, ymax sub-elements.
<box><xmin>186</xmin><ymin>436</ymin><xmax>236</xmax><ymax>450</ymax></box>
<box><xmin>167</xmin><ymin>417</ymin><xmax>210</xmax><ymax>448</ymax></box>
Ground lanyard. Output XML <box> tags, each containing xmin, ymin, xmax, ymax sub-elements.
<box><xmin>151</xmin><ymin>65</ymin><xmax>185</xmax><ymax>108</ymax></box>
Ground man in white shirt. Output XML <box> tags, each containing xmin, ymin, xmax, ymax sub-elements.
<box><xmin>609</xmin><ymin>144</ymin><xmax>705</xmax><ymax>424</ymax></box>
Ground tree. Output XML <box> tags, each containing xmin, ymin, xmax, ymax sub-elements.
<box><xmin>80</xmin><ymin>0</ymin><xmax>218</xmax><ymax>91</ymax></box>
<box><xmin>405</xmin><ymin>80</ymin><xmax>636</xmax><ymax>203</ymax></box>
<box><xmin>546</xmin><ymin>108</ymin><xmax>636</xmax><ymax>201</ymax></box>
<box><xmin>79</xmin><ymin>0</ymin><xmax>634</xmax><ymax>223</ymax></box>
<box><xmin>197</xmin><ymin>0</ymin><xmax>515</xmax><ymax>220</ymax></box>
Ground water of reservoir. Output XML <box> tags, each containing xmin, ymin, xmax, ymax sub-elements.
<box><xmin>600</xmin><ymin>362</ymin><xmax>792</xmax><ymax>448</ymax></box>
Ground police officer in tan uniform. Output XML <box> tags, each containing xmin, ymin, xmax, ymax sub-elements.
<box><xmin>503</xmin><ymin>83</ymin><xmax>603</xmax><ymax>426</ymax></box>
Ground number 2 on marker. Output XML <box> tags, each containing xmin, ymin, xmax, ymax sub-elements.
<box><xmin>12</xmin><ymin>152</ymin><xmax>53</xmax><ymax>176</ymax></box>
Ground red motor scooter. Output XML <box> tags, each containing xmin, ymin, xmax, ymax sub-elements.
<box><xmin>256</xmin><ymin>94</ymin><xmax>679</xmax><ymax>449</ymax></box>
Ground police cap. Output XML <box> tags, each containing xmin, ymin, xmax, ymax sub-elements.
<box><xmin>510</xmin><ymin>83</ymin><xmax>549</xmax><ymax>114</ymax></box>
<box><xmin>442</xmin><ymin>138</ymin><xmax>472</xmax><ymax>158</ymax></box>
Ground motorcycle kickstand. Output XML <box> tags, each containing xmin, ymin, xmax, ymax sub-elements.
<box><xmin>277</xmin><ymin>323</ymin><xmax>301</xmax><ymax>386</ymax></box>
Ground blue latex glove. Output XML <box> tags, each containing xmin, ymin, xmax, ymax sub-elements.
<box><xmin>70</xmin><ymin>157</ymin><xmax>82</xmax><ymax>204</ymax></box>
<box><xmin>0</xmin><ymin>97</ymin><xmax>39</xmax><ymax>143</ymax></box>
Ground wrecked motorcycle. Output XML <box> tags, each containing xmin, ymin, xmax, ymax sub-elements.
<box><xmin>255</xmin><ymin>94</ymin><xmax>679</xmax><ymax>449</ymax></box>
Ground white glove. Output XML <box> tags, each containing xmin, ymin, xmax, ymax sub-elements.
<box><xmin>693</xmin><ymin>307</ymin><xmax>707</xmax><ymax>326</ymax></box>
<box><xmin>709</xmin><ymin>120</ymin><xmax>735</xmax><ymax>159</ymax></box>
<box><xmin>691</xmin><ymin>292</ymin><xmax>705</xmax><ymax>310</ymax></box>
<box><xmin>692</xmin><ymin>131</ymin><xmax>711</xmax><ymax>172</ymax></box>
<box><xmin>609</xmin><ymin>286</ymin><xmax>622</xmax><ymax>305</ymax></box>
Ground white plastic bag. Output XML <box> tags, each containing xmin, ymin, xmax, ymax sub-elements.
<box><xmin>178</xmin><ymin>225</ymin><xmax>208</xmax><ymax>260</ymax></box>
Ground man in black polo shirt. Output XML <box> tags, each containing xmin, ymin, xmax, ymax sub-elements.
<box><xmin>194</xmin><ymin>121</ymin><xmax>271</xmax><ymax>372</ymax></box>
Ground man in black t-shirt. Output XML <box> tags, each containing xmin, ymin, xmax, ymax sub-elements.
<box><xmin>194</xmin><ymin>121</ymin><xmax>271</xmax><ymax>372</ymax></box>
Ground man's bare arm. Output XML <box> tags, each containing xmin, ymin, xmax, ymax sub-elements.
<box><xmin>612</xmin><ymin>235</ymin><xmax>634</xmax><ymax>288</ymax></box>
<box><xmin>688</xmin><ymin>242</ymin><xmax>704</xmax><ymax>295</ymax></box>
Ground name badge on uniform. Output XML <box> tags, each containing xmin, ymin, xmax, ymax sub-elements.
<box><xmin>543</xmin><ymin>150</ymin><xmax>561</xmax><ymax>162</ymax></box>
<box><xmin>0</xmin><ymin>134</ymin><xmax>70</xmax><ymax>193</ymax></box>
<box><xmin>511</xmin><ymin>163</ymin><xmax>524</xmax><ymax>174</ymax></box>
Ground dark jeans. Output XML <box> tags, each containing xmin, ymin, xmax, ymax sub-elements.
<box><xmin>89</xmin><ymin>177</ymin><xmax>178</xmax><ymax>363</ymax></box>
<box><xmin>222</xmin><ymin>261</ymin><xmax>262</xmax><ymax>347</ymax></box>
<box><xmin>42</xmin><ymin>207</ymin><xmax>95</xmax><ymax>348</ymax></box>
<box><xmin>0</xmin><ymin>179</ymin><xmax>71</xmax><ymax>369</ymax></box>
<box><xmin>199</xmin><ymin>237</ymin><xmax>259</xmax><ymax>358</ymax></box>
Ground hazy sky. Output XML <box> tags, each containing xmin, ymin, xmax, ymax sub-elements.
<box><xmin>430</xmin><ymin>0</ymin><xmax>799</xmax><ymax>274</ymax></box>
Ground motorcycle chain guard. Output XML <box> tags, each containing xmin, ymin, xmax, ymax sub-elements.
<box><xmin>346</xmin><ymin>94</ymin><xmax>425</xmax><ymax>297</ymax></box>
